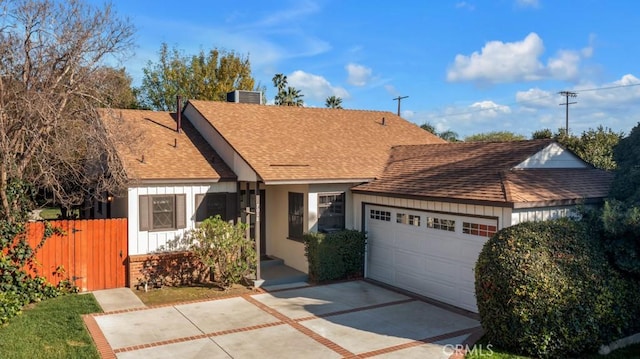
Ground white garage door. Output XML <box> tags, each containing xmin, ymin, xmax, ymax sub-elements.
<box><xmin>365</xmin><ymin>205</ymin><xmax>497</xmax><ymax>312</ymax></box>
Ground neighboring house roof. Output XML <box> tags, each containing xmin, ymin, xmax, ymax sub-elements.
<box><xmin>101</xmin><ymin>109</ymin><xmax>235</xmax><ymax>182</ymax></box>
<box><xmin>352</xmin><ymin>139</ymin><xmax>613</xmax><ymax>207</ymax></box>
<box><xmin>187</xmin><ymin>100</ymin><xmax>445</xmax><ymax>183</ymax></box>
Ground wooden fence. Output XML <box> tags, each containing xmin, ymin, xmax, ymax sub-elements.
<box><xmin>23</xmin><ymin>219</ymin><xmax>128</xmax><ymax>292</ymax></box>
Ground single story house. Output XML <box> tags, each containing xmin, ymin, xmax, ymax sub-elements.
<box><xmin>100</xmin><ymin>91</ymin><xmax>612</xmax><ymax>312</ymax></box>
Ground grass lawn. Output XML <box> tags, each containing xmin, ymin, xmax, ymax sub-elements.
<box><xmin>466</xmin><ymin>336</ymin><xmax>640</xmax><ymax>358</ymax></box>
<box><xmin>134</xmin><ymin>283</ymin><xmax>256</xmax><ymax>306</ymax></box>
<box><xmin>0</xmin><ymin>294</ymin><xmax>101</xmax><ymax>359</ymax></box>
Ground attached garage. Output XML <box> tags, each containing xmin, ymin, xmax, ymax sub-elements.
<box><xmin>353</xmin><ymin>140</ymin><xmax>613</xmax><ymax>313</ymax></box>
<box><xmin>365</xmin><ymin>204</ymin><xmax>497</xmax><ymax>312</ymax></box>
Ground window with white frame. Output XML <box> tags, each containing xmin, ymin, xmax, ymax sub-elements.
<box><xmin>318</xmin><ymin>192</ymin><xmax>345</xmax><ymax>233</ymax></box>
<box><xmin>370</xmin><ymin>209</ymin><xmax>391</xmax><ymax>221</ymax></box>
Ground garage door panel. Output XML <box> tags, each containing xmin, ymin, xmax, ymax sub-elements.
<box><xmin>365</xmin><ymin>204</ymin><xmax>497</xmax><ymax>313</ymax></box>
<box><xmin>395</xmin><ymin>249</ymin><xmax>426</xmax><ymax>273</ymax></box>
<box><xmin>424</xmin><ymin>257</ymin><xmax>459</xmax><ymax>282</ymax></box>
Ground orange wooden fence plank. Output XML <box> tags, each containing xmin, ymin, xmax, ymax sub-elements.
<box><xmin>21</xmin><ymin>218</ymin><xmax>128</xmax><ymax>292</ymax></box>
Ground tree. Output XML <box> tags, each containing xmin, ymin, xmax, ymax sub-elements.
<box><xmin>438</xmin><ymin>130</ymin><xmax>460</xmax><ymax>142</ymax></box>
<box><xmin>465</xmin><ymin>131</ymin><xmax>526</xmax><ymax>142</ymax></box>
<box><xmin>139</xmin><ymin>43</ymin><xmax>258</xmax><ymax>111</ymax></box>
<box><xmin>325</xmin><ymin>96</ymin><xmax>343</xmax><ymax>109</ymax></box>
<box><xmin>531</xmin><ymin>128</ymin><xmax>553</xmax><ymax>139</ymax></box>
<box><xmin>95</xmin><ymin>67</ymin><xmax>140</xmax><ymax>109</ymax></box>
<box><xmin>601</xmin><ymin>122</ymin><xmax>640</xmax><ymax>276</ymax></box>
<box><xmin>551</xmin><ymin>126</ymin><xmax>622</xmax><ymax>170</ymax></box>
<box><xmin>0</xmin><ymin>0</ymin><xmax>135</xmax><ymax>221</ymax></box>
<box><xmin>419</xmin><ymin>122</ymin><xmax>459</xmax><ymax>141</ymax></box>
<box><xmin>272</xmin><ymin>73</ymin><xmax>304</xmax><ymax>107</ymax></box>
<box><xmin>420</xmin><ymin>122</ymin><xmax>437</xmax><ymax>134</ymax></box>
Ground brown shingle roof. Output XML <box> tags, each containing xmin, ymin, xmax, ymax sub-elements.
<box><xmin>505</xmin><ymin>169</ymin><xmax>612</xmax><ymax>203</ymax></box>
<box><xmin>101</xmin><ymin>109</ymin><xmax>235</xmax><ymax>182</ymax></box>
<box><xmin>187</xmin><ymin>100</ymin><xmax>445</xmax><ymax>182</ymax></box>
<box><xmin>353</xmin><ymin>139</ymin><xmax>612</xmax><ymax>205</ymax></box>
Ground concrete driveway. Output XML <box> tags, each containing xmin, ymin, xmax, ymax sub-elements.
<box><xmin>85</xmin><ymin>281</ymin><xmax>481</xmax><ymax>359</ymax></box>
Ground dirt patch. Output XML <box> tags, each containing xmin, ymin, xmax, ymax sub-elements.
<box><xmin>134</xmin><ymin>283</ymin><xmax>256</xmax><ymax>306</ymax></box>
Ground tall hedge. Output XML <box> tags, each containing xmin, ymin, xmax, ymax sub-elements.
<box><xmin>475</xmin><ymin>219</ymin><xmax>640</xmax><ymax>358</ymax></box>
<box><xmin>303</xmin><ymin>230</ymin><xmax>365</xmax><ymax>282</ymax></box>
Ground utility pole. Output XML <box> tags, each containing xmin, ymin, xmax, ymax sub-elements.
<box><xmin>558</xmin><ymin>91</ymin><xmax>577</xmax><ymax>134</ymax></box>
<box><xmin>393</xmin><ymin>95</ymin><xmax>408</xmax><ymax>117</ymax></box>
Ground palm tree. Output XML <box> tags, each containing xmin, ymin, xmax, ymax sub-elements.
<box><xmin>325</xmin><ymin>96</ymin><xmax>343</xmax><ymax>109</ymax></box>
<box><xmin>283</xmin><ymin>86</ymin><xmax>304</xmax><ymax>107</ymax></box>
<box><xmin>272</xmin><ymin>73</ymin><xmax>288</xmax><ymax>105</ymax></box>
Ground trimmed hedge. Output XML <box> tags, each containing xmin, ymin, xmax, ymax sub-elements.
<box><xmin>475</xmin><ymin>219</ymin><xmax>640</xmax><ymax>358</ymax></box>
<box><xmin>303</xmin><ymin>230</ymin><xmax>365</xmax><ymax>282</ymax></box>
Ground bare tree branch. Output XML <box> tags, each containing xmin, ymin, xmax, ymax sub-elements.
<box><xmin>0</xmin><ymin>0</ymin><xmax>135</xmax><ymax>220</ymax></box>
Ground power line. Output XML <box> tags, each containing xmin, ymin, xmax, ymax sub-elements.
<box><xmin>434</xmin><ymin>81</ymin><xmax>640</xmax><ymax>119</ymax></box>
<box><xmin>559</xmin><ymin>91</ymin><xmax>577</xmax><ymax>134</ymax></box>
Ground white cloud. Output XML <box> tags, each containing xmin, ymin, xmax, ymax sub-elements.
<box><xmin>346</xmin><ymin>63</ymin><xmax>373</xmax><ymax>86</ymax></box>
<box><xmin>447</xmin><ymin>33</ymin><xmax>545</xmax><ymax>83</ymax></box>
<box><xmin>515</xmin><ymin>0</ymin><xmax>539</xmax><ymax>8</ymax></box>
<box><xmin>515</xmin><ymin>88</ymin><xmax>556</xmax><ymax>108</ymax></box>
<box><xmin>546</xmin><ymin>49</ymin><xmax>581</xmax><ymax>81</ymax></box>
<box><xmin>288</xmin><ymin>70</ymin><xmax>349</xmax><ymax>102</ymax></box>
<box><xmin>447</xmin><ymin>32</ymin><xmax>595</xmax><ymax>84</ymax></box>
<box><xmin>470</xmin><ymin>100</ymin><xmax>512</xmax><ymax>117</ymax></box>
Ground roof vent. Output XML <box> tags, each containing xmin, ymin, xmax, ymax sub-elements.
<box><xmin>226</xmin><ymin>90</ymin><xmax>262</xmax><ymax>105</ymax></box>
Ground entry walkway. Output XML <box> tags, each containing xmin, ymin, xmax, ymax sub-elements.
<box><xmin>86</xmin><ymin>281</ymin><xmax>482</xmax><ymax>359</ymax></box>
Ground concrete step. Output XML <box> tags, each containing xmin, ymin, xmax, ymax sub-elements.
<box><xmin>260</xmin><ymin>257</ymin><xmax>284</xmax><ymax>269</ymax></box>
<box><xmin>260</xmin><ymin>259</ymin><xmax>308</xmax><ymax>287</ymax></box>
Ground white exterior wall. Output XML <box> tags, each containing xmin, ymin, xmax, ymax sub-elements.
<box><xmin>516</xmin><ymin>143</ymin><xmax>588</xmax><ymax>169</ymax></box>
<box><xmin>183</xmin><ymin>104</ymin><xmax>257</xmax><ymax>182</ymax></box>
<box><xmin>128</xmin><ymin>182</ymin><xmax>236</xmax><ymax>255</ymax></box>
<box><xmin>352</xmin><ymin>193</ymin><xmax>512</xmax><ymax>231</ymax></box>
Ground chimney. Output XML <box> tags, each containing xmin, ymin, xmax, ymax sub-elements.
<box><xmin>176</xmin><ymin>95</ymin><xmax>182</xmax><ymax>133</ymax></box>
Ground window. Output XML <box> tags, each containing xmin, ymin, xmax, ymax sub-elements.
<box><xmin>463</xmin><ymin>222</ymin><xmax>497</xmax><ymax>238</ymax></box>
<box><xmin>139</xmin><ymin>194</ymin><xmax>186</xmax><ymax>231</ymax></box>
<box><xmin>288</xmin><ymin>192</ymin><xmax>304</xmax><ymax>240</ymax></box>
<box><xmin>195</xmin><ymin>193</ymin><xmax>237</xmax><ymax>225</ymax></box>
<box><xmin>426</xmin><ymin>217</ymin><xmax>455</xmax><ymax>232</ymax></box>
<box><xmin>397</xmin><ymin>213</ymin><xmax>421</xmax><ymax>226</ymax></box>
<box><xmin>370</xmin><ymin>209</ymin><xmax>391</xmax><ymax>221</ymax></box>
<box><xmin>318</xmin><ymin>193</ymin><xmax>345</xmax><ymax>233</ymax></box>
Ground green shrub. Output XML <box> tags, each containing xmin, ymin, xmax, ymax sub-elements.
<box><xmin>0</xmin><ymin>179</ymin><xmax>71</xmax><ymax>325</ymax></box>
<box><xmin>304</xmin><ymin>230</ymin><xmax>365</xmax><ymax>282</ymax></box>
<box><xmin>182</xmin><ymin>215</ymin><xmax>256</xmax><ymax>289</ymax></box>
<box><xmin>475</xmin><ymin>219</ymin><xmax>640</xmax><ymax>358</ymax></box>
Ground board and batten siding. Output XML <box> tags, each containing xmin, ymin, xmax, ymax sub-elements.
<box><xmin>352</xmin><ymin>193</ymin><xmax>512</xmax><ymax>231</ymax></box>
<box><xmin>515</xmin><ymin>143</ymin><xmax>588</xmax><ymax>169</ymax></box>
<box><xmin>128</xmin><ymin>182</ymin><xmax>236</xmax><ymax>255</ymax></box>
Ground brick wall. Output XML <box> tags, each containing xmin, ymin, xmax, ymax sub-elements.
<box><xmin>128</xmin><ymin>251</ymin><xmax>210</xmax><ymax>288</ymax></box>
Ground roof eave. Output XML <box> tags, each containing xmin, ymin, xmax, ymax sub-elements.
<box><xmin>350</xmin><ymin>189</ymin><xmax>514</xmax><ymax>208</ymax></box>
<box><xmin>264</xmin><ymin>178</ymin><xmax>375</xmax><ymax>185</ymax></box>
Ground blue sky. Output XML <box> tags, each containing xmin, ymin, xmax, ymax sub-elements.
<box><xmin>103</xmin><ymin>0</ymin><xmax>640</xmax><ymax>138</ymax></box>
